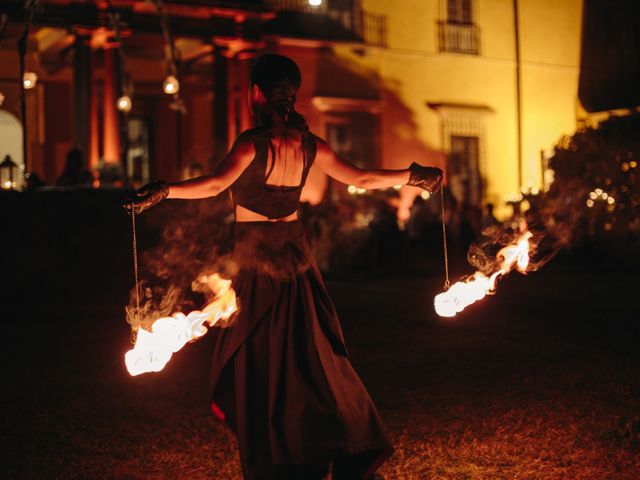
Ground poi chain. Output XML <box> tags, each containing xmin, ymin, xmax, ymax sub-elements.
<box><xmin>440</xmin><ymin>187</ymin><xmax>450</xmax><ymax>290</ymax></box>
<box><xmin>130</xmin><ymin>205</ymin><xmax>141</xmax><ymax>344</ymax></box>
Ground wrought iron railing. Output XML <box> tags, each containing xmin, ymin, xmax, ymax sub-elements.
<box><xmin>437</xmin><ymin>21</ymin><xmax>480</xmax><ymax>55</ymax></box>
<box><xmin>361</xmin><ymin>11</ymin><xmax>386</xmax><ymax>47</ymax></box>
<box><xmin>266</xmin><ymin>0</ymin><xmax>387</xmax><ymax>47</ymax></box>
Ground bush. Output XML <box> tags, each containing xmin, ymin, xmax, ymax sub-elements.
<box><xmin>544</xmin><ymin>112</ymin><xmax>640</xmax><ymax>244</ymax></box>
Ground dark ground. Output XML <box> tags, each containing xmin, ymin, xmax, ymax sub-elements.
<box><xmin>2</xmin><ymin>191</ymin><xmax>640</xmax><ymax>479</ymax></box>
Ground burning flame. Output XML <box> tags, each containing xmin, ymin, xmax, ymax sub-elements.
<box><xmin>434</xmin><ymin>230</ymin><xmax>533</xmax><ymax>317</ymax></box>
<box><xmin>125</xmin><ymin>274</ymin><xmax>237</xmax><ymax>376</ymax></box>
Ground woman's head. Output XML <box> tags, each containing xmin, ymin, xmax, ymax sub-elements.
<box><xmin>249</xmin><ymin>54</ymin><xmax>307</xmax><ymax>130</ymax></box>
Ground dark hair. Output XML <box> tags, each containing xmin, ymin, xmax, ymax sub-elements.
<box><xmin>250</xmin><ymin>54</ymin><xmax>308</xmax><ymax>132</ymax></box>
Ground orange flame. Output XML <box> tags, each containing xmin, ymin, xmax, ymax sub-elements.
<box><xmin>125</xmin><ymin>274</ymin><xmax>237</xmax><ymax>376</ymax></box>
<box><xmin>434</xmin><ymin>230</ymin><xmax>533</xmax><ymax>317</ymax></box>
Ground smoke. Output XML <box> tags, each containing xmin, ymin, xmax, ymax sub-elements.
<box><xmin>462</xmin><ymin>177</ymin><xmax>587</xmax><ymax>284</ymax></box>
<box><xmin>126</xmin><ymin>193</ymin><xmax>237</xmax><ymax>333</ymax></box>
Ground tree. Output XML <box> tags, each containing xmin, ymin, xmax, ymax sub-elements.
<box><xmin>543</xmin><ymin>112</ymin><xmax>640</xmax><ymax>245</ymax></box>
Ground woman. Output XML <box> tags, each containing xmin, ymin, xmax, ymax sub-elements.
<box><xmin>128</xmin><ymin>54</ymin><xmax>442</xmax><ymax>480</ymax></box>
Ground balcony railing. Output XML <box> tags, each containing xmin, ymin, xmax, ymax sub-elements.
<box><xmin>437</xmin><ymin>21</ymin><xmax>480</xmax><ymax>55</ymax></box>
<box><xmin>361</xmin><ymin>11</ymin><xmax>386</xmax><ymax>47</ymax></box>
<box><xmin>266</xmin><ymin>0</ymin><xmax>387</xmax><ymax>47</ymax></box>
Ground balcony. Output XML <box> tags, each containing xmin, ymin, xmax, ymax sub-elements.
<box><xmin>265</xmin><ymin>0</ymin><xmax>387</xmax><ymax>47</ymax></box>
<box><xmin>437</xmin><ymin>21</ymin><xmax>480</xmax><ymax>55</ymax></box>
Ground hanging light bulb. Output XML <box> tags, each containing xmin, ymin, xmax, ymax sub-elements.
<box><xmin>23</xmin><ymin>72</ymin><xmax>38</xmax><ymax>90</ymax></box>
<box><xmin>0</xmin><ymin>91</ymin><xmax>4</xmax><ymax>106</ymax></box>
<box><xmin>162</xmin><ymin>75</ymin><xmax>179</xmax><ymax>95</ymax></box>
<box><xmin>308</xmin><ymin>0</ymin><xmax>322</xmax><ymax>6</ymax></box>
<box><xmin>116</xmin><ymin>95</ymin><xmax>132</xmax><ymax>112</ymax></box>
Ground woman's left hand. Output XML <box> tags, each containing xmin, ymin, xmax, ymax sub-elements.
<box><xmin>123</xmin><ymin>181</ymin><xmax>169</xmax><ymax>214</ymax></box>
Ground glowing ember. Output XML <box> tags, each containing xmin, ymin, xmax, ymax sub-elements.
<box><xmin>434</xmin><ymin>230</ymin><xmax>533</xmax><ymax>317</ymax></box>
<box><xmin>125</xmin><ymin>274</ymin><xmax>237</xmax><ymax>376</ymax></box>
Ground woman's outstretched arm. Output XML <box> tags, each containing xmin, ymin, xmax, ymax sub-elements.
<box><xmin>314</xmin><ymin>136</ymin><xmax>442</xmax><ymax>192</ymax></box>
<box><xmin>314</xmin><ymin>136</ymin><xmax>410</xmax><ymax>189</ymax></box>
<box><xmin>167</xmin><ymin>134</ymin><xmax>255</xmax><ymax>199</ymax></box>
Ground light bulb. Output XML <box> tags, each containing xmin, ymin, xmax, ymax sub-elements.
<box><xmin>309</xmin><ymin>0</ymin><xmax>322</xmax><ymax>5</ymax></box>
<box><xmin>23</xmin><ymin>72</ymin><xmax>38</xmax><ymax>90</ymax></box>
<box><xmin>162</xmin><ymin>75</ymin><xmax>179</xmax><ymax>95</ymax></box>
<box><xmin>116</xmin><ymin>95</ymin><xmax>132</xmax><ymax>112</ymax></box>
<box><xmin>0</xmin><ymin>91</ymin><xmax>4</xmax><ymax>106</ymax></box>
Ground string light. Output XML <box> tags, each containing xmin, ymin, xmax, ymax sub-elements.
<box><xmin>587</xmin><ymin>189</ymin><xmax>616</xmax><ymax>208</ymax></box>
<box><xmin>421</xmin><ymin>191</ymin><xmax>431</xmax><ymax>200</ymax></box>
<box><xmin>116</xmin><ymin>95</ymin><xmax>132</xmax><ymax>112</ymax></box>
<box><xmin>347</xmin><ymin>185</ymin><xmax>357</xmax><ymax>194</ymax></box>
<box><xmin>23</xmin><ymin>72</ymin><xmax>38</xmax><ymax>90</ymax></box>
<box><xmin>162</xmin><ymin>75</ymin><xmax>179</xmax><ymax>95</ymax></box>
<box><xmin>504</xmin><ymin>193</ymin><xmax>523</xmax><ymax>203</ymax></box>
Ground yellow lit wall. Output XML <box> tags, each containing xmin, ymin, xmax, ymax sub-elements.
<box><xmin>329</xmin><ymin>0</ymin><xmax>584</xmax><ymax>216</ymax></box>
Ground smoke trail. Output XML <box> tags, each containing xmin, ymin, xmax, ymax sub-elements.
<box><xmin>126</xmin><ymin>194</ymin><xmax>236</xmax><ymax>333</ymax></box>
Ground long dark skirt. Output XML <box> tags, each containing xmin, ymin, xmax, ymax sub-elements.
<box><xmin>209</xmin><ymin>221</ymin><xmax>393</xmax><ymax>479</ymax></box>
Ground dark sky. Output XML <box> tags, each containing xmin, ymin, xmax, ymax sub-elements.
<box><xmin>579</xmin><ymin>0</ymin><xmax>640</xmax><ymax>112</ymax></box>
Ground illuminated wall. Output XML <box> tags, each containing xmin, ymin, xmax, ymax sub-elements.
<box><xmin>321</xmin><ymin>0</ymin><xmax>584</xmax><ymax>216</ymax></box>
<box><xmin>0</xmin><ymin>0</ymin><xmax>583</xmax><ymax>210</ymax></box>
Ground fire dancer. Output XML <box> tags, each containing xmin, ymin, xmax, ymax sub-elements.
<box><xmin>127</xmin><ymin>54</ymin><xmax>442</xmax><ymax>480</ymax></box>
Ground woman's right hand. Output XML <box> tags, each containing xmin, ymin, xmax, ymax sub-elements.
<box><xmin>123</xmin><ymin>181</ymin><xmax>169</xmax><ymax>214</ymax></box>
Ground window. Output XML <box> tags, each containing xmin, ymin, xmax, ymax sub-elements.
<box><xmin>325</xmin><ymin>112</ymin><xmax>380</xmax><ymax>170</ymax></box>
<box><xmin>449</xmin><ymin>135</ymin><xmax>482</xmax><ymax>207</ymax></box>
<box><xmin>438</xmin><ymin>0</ymin><xmax>480</xmax><ymax>54</ymax></box>
<box><xmin>427</xmin><ymin>102</ymin><xmax>489</xmax><ymax>206</ymax></box>
<box><xmin>447</xmin><ymin>0</ymin><xmax>472</xmax><ymax>24</ymax></box>
<box><xmin>126</xmin><ymin>117</ymin><xmax>151</xmax><ymax>189</ymax></box>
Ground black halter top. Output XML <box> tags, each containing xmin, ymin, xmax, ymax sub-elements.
<box><xmin>230</xmin><ymin>127</ymin><xmax>317</xmax><ymax>219</ymax></box>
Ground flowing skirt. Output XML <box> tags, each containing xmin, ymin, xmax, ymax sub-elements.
<box><xmin>209</xmin><ymin>221</ymin><xmax>392</xmax><ymax>479</ymax></box>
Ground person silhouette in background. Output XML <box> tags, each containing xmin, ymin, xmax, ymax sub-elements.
<box><xmin>56</xmin><ymin>147</ymin><xmax>92</xmax><ymax>187</ymax></box>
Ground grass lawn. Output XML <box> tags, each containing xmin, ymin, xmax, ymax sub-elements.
<box><xmin>3</xmin><ymin>268</ymin><xmax>639</xmax><ymax>479</ymax></box>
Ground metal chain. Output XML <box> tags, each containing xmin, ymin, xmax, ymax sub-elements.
<box><xmin>131</xmin><ymin>206</ymin><xmax>140</xmax><ymax>344</ymax></box>
<box><xmin>440</xmin><ymin>188</ymin><xmax>451</xmax><ymax>290</ymax></box>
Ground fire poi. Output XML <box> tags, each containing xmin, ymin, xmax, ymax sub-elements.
<box><xmin>124</xmin><ymin>209</ymin><xmax>238</xmax><ymax>376</ymax></box>
<box><xmin>434</xmin><ymin>230</ymin><xmax>532</xmax><ymax>317</ymax></box>
<box><xmin>433</xmin><ymin>188</ymin><xmax>533</xmax><ymax>317</ymax></box>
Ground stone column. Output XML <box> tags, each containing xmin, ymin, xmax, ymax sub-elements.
<box><xmin>89</xmin><ymin>50</ymin><xmax>99</xmax><ymax>171</ymax></box>
<box><xmin>73</xmin><ymin>34</ymin><xmax>92</xmax><ymax>167</ymax></box>
<box><xmin>102</xmin><ymin>46</ymin><xmax>120</xmax><ymax>164</ymax></box>
<box><xmin>212</xmin><ymin>45</ymin><xmax>230</xmax><ymax>170</ymax></box>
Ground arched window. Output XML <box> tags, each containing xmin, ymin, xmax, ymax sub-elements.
<box><xmin>0</xmin><ymin>109</ymin><xmax>24</xmax><ymax>189</ymax></box>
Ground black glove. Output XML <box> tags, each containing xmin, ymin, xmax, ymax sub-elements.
<box><xmin>124</xmin><ymin>181</ymin><xmax>169</xmax><ymax>214</ymax></box>
<box><xmin>407</xmin><ymin>163</ymin><xmax>443</xmax><ymax>194</ymax></box>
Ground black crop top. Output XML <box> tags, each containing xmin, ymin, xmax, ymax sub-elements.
<box><xmin>230</xmin><ymin>127</ymin><xmax>317</xmax><ymax>219</ymax></box>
